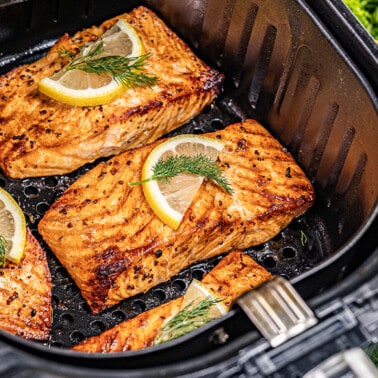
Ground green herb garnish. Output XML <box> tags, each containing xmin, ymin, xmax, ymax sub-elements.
<box><xmin>300</xmin><ymin>230</ymin><xmax>308</xmax><ymax>247</ymax></box>
<box><xmin>60</xmin><ymin>42</ymin><xmax>158</xmax><ymax>89</ymax></box>
<box><xmin>153</xmin><ymin>296</ymin><xmax>223</xmax><ymax>345</ymax></box>
<box><xmin>0</xmin><ymin>236</ymin><xmax>7</xmax><ymax>269</ymax></box>
<box><xmin>129</xmin><ymin>154</ymin><xmax>233</xmax><ymax>194</ymax></box>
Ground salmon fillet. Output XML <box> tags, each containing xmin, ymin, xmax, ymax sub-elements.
<box><xmin>0</xmin><ymin>229</ymin><xmax>52</xmax><ymax>340</ymax></box>
<box><xmin>72</xmin><ymin>250</ymin><xmax>273</xmax><ymax>352</ymax></box>
<box><xmin>0</xmin><ymin>6</ymin><xmax>223</xmax><ymax>179</ymax></box>
<box><xmin>38</xmin><ymin>119</ymin><xmax>315</xmax><ymax>314</ymax></box>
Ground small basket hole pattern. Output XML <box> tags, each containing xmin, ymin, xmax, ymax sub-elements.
<box><xmin>0</xmin><ymin>98</ymin><xmax>328</xmax><ymax>349</ymax></box>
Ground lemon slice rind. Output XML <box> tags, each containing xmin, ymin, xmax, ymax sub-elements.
<box><xmin>0</xmin><ymin>187</ymin><xmax>26</xmax><ymax>264</ymax></box>
<box><xmin>39</xmin><ymin>77</ymin><xmax>124</xmax><ymax>107</ymax></box>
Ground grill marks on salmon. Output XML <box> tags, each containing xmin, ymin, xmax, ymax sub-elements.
<box><xmin>38</xmin><ymin>120</ymin><xmax>314</xmax><ymax>314</ymax></box>
<box><xmin>0</xmin><ymin>6</ymin><xmax>223</xmax><ymax>179</ymax></box>
<box><xmin>72</xmin><ymin>250</ymin><xmax>273</xmax><ymax>352</ymax></box>
<box><xmin>0</xmin><ymin>229</ymin><xmax>52</xmax><ymax>340</ymax></box>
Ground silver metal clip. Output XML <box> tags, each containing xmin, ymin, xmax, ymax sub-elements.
<box><xmin>236</xmin><ymin>275</ymin><xmax>318</xmax><ymax>347</ymax></box>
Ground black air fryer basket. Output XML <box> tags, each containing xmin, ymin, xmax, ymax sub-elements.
<box><xmin>0</xmin><ymin>0</ymin><xmax>377</xmax><ymax>377</ymax></box>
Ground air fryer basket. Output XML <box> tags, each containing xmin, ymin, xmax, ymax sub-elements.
<box><xmin>0</xmin><ymin>0</ymin><xmax>377</xmax><ymax>376</ymax></box>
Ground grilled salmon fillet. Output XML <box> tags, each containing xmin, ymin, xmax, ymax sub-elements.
<box><xmin>72</xmin><ymin>250</ymin><xmax>273</xmax><ymax>352</ymax></box>
<box><xmin>0</xmin><ymin>6</ymin><xmax>223</xmax><ymax>179</ymax></box>
<box><xmin>0</xmin><ymin>229</ymin><xmax>52</xmax><ymax>340</ymax></box>
<box><xmin>38</xmin><ymin>119</ymin><xmax>315</xmax><ymax>314</ymax></box>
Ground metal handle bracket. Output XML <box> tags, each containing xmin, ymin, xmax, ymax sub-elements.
<box><xmin>237</xmin><ymin>275</ymin><xmax>318</xmax><ymax>347</ymax></box>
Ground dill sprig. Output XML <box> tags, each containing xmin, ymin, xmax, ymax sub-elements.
<box><xmin>61</xmin><ymin>41</ymin><xmax>158</xmax><ymax>88</ymax></box>
<box><xmin>0</xmin><ymin>236</ymin><xmax>7</xmax><ymax>269</ymax></box>
<box><xmin>153</xmin><ymin>296</ymin><xmax>223</xmax><ymax>345</ymax></box>
<box><xmin>129</xmin><ymin>154</ymin><xmax>233</xmax><ymax>194</ymax></box>
<box><xmin>300</xmin><ymin>230</ymin><xmax>308</xmax><ymax>247</ymax></box>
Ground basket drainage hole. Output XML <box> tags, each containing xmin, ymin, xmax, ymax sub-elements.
<box><xmin>24</xmin><ymin>185</ymin><xmax>39</xmax><ymax>197</ymax></box>
<box><xmin>210</xmin><ymin>119</ymin><xmax>224</xmax><ymax>130</ymax></box>
<box><xmin>192</xmin><ymin>127</ymin><xmax>205</xmax><ymax>134</ymax></box>
<box><xmin>112</xmin><ymin>310</ymin><xmax>126</xmax><ymax>322</ymax></box>
<box><xmin>64</xmin><ymin>283</ymin><xmax>79</xmax><ymax>297</ymax></box>
<box><xmin>91</xmin><ymin>320</ymin><xmax>106</xmax><ymax>333</ymax></box>
<box><xmin>192</xmin><ymin>269</ymin><xmax>205</xmax><ymax>281</ymax></box>
<box><xmin>70</xmin><ymin>331</ymin><xmax>85</xmax><ymax>344</ymax></box>
<box><xmin>44</xmin><ymin>177</ymin><xmax>58</xmax><ymax>187</ymax></box>
<box><xmin>36</xmin><ymin>202</ymin><xmax>50</xmax><ymax>214</ymax></box>
<box><xmin>282</xmin><ymin>247</ymin><xmax>296</xmax><ymax>259</ymax></box>
<box><xmin>172</xmin><ymin>279</ymin><xmax>186</xmax><ymax>293</ymax></box>
<box><xmin>262</xmin><ymin>256</ymin><xmax>276</xmax><ymax>268</ymax></box>
<box><xmin>60</xmin><ymin>313</ymin><xmax>74</xmax><ymax>324</ymax></box>
<box><xmin>131</xmin><ymin>300</ymin><xmax>146</xmax><ymax>315</ymax></box>
<box><xmin>153</xmin><ymin>289</ymin><xmax>166</xmax><ymax>302</ymax></box>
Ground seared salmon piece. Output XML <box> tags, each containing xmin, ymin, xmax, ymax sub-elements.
<box><xmin>0</xmin><ymin>229</ymin><xmax>52</xmax><ymax>340</ymax></box>
<box><xmin>0</xmin><ymin>6</ymin><xmax>223</xmax><ymax>179</ymax></box>
<box><xmin>72</xmin><ymin>250</ymin><xmax>272</xmax><ymax>352</ymax></box>
<box><xmin>38</xmin><ymin>119</ymin><xmax>315</xmax><ymax>314</ymax></box>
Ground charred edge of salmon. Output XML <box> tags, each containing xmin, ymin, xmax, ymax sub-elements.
<box><xmin>87</xmin><ymin>242</ymin><xmax>159</xmax><ymax>314</ymax></box>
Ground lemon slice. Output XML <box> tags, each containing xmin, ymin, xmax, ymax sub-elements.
<box><xmin>0</xmin><ymin>187</ymin><xmax>26</xmax><ymax>264</ymax></box>
<box><xmin>154</xmin><ymin>278</ymin><xmax>228</xmax><ymax>345</ymax></box>
<box><xmin>39</xmin><ymin>19</ymin><xmax>145</xmax><ymax>106</ymax></box>
<box><xmin>182</xmin><ymin>279</ymin><xmax>228</xmax><ymax>318</ymax></box>
<box><xmin>141</xmin><ymin>134</ymin><xmax>225</xmax><ymax>230</ymax></box>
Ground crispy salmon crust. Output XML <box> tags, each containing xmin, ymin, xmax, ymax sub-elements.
<box><xmin>0</xmin><ymin>229</ymin><xmax>52</xmax><ymax>340</ymax></box>
<box><xmin>38</xmin><ymin>119</ymin><xmax>315</xmax><ymax>314</ymax></box>
<box><xmin>0</xmin><ymin>6</ymin><xmax>223</xmax><ymax>179</ymax></box>
<box><xmin>72</xmin><ymin>251</ymin><xmax>272</xmax><ymax>352</ymax></box>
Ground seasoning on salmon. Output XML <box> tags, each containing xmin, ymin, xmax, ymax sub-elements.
<box><xmin>0</xmin><ymin>229</ymin><xmax>52</xmax><ymax>340</ymax></box>
<box><xmin>72</xmin><ymin>250</ymin><xmax>273</xmax><ymax>352</ymax></box>
<box><xmin>38</xmin><ymin>119</ymin><xmax>315</xmax><ymax>314</ymax></box>
<box><xmin>0</xmin><ymin>6</ymin><xmax>223</xmax><ymax>179</ymax></box>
